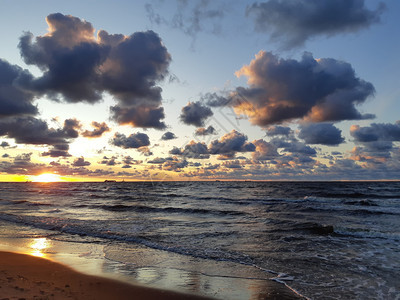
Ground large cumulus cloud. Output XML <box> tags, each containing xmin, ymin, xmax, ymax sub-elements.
<box><xmin>18</xmin><ymin>13</ymin><xmax>171</xmax><ymax>129</ymax></box>
<box><xmin>206</xmin><ymin>51</ymin><xmax>375</xmax><ymax>126</ymax></box>
<box><xmin>247</xmin><ymin>0</ymin><xmax>385</xmax><ymax>48</ymax></box>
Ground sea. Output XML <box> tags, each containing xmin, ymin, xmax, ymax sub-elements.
<box><xmin>0</xmin><ymin>181</ymin><xmax>399</xmax><ymax>300</ymax></box>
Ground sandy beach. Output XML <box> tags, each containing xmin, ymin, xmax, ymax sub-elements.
<box><xmin>0</xmin><ymin>251</ymin><xmax>213</xmax><ymax>300</ymax></box>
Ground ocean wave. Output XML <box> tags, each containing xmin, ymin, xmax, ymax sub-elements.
<box><xmin>342</xmin><ymin>199</ymin><xmax>378</xmax><ymax>206</ymax></box>
<box><xmin>0</xmin><ymin>212</ymin><xmax>254</xmax><ymax>266</ymax></box>
<box><xmin>335</xmin><ymin>226</ymin><xmax>400</xmax><ymax>240</ymax></box>
<box><xmin>99</xmin><ymin>204</ymin><xmax>246</xmax><ymax>216</ymax></box>
<box><xmin>299</xmin><ymin>205</ymin><xmax>400</xmax><ymax>216</ymax></box>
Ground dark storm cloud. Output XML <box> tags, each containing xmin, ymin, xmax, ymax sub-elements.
<box><xmin>18</xmin><ymin>13</ymin><xmax>171</xmax><ymax>129</ymax></box>
<box><xmin>99</xmin><ymin>156</ymin><xmax>118</xmax><ymax>166</ymax></box>
<box><xmin>180</xmin><ymin>101</ymin><xmax>213</xmax><ymax>127</ymax></box>
<box><xmin>32</xmin><ymin>118</ymin><xmax>80</xmax><ymax>157</ymax></box>
<box><xmin>100</xmin><ymin>29</ymin><xmax>170</xmax><ymax>129</ymax></box>
<box><xmin>111</xmin><ymin>132</ymin><xmax>150</xmax><ymax>149</ymax></box>
<box><xmin>42</xmin><ymin>143</ymin><xmax>71</xmax><ymax>157</ymax></box>
<box><xmin>122</xmin><ymin>156</ymin><xmax>142</xmax><ymax>167</ymax></box>
<box><xmin>350</xmin><ymin>121</ymin><xmax>400</xmax><ymax>142</ymax></box>
<box><xmin>72</xmin><ymin>156</ymin><xmax>91</xmax><ymax>167</ymax></box>
<box><xmin>0</xmin><ymin>153</ymin><xmax>46</xmax><ymax>175</ymax></box>
<box><xmin>0</xmin><ymin>59</ymin><xmax>37</xmax><ymax>117</ymax></box>
<box><xmin>208</xmin><ymin>130</ymin><xmax>255</xmax><ymax>157</ymax></box>
<box><xmin>82</xmin><ymin>121</ymin><xmax>110</xmax><ymax>138</ymax></box>
<box><xmin>168</xmin><ymin>131</ymin><xmax>254</xmax><ymax>160</ymax></box>
<box><xmin>222</xmin><ymin>160</ymin><xmax>242</xmax><ymax>169</ymax></box>
<box><xmin>162</xmin><ymin>157</ymin><xmax>188</xmax><ymax>172</ymax></box>
<box><xmin>63</xmin><ymin>118</ymin><xmax>81</xmax><ymax>138</ymax></box>
<box><xmin>194</xmin><ymin>125</ymin><xmax>216</xmax><ymax>136</ymax></box>
<box><xmin>1</xmin><ymin>141</ymin><xmax>9</xmax><ymax>148</ymax></box>
<box><xmin>246</xmin><ymin>0</ymin><xmax>386</xmax><ymax>48</ymax></box>
<box><xmin>110</xmin><ymin>106</ymin><xmax>166</xmax><ymax>129</ymax></box>
<box><xmin>148</xmin><ymin>157</ymin><xmax>167</xmax><ymax>164</ymax></box>
<box><xmin>181</xmin><ymin>141</ymin><xmax>210</xmax><ymax>159</ymax></box>
<box><xmin>299</xmin><ymin>123</ymin><xmax>344</xmax><ymax>146</ymax></box>
<box><xmin>147</xmin><ymin>156</ymin><xmax>188</xmax><ymax>171</ymax></box>
<box><xmin>41</xmin><ymin>149</ymin><xmax>70</xmax><ymax>157</ymax></box>
<box><xmin>161</xmin><ymin>131</ymin><xmax>177</xmax><ymax>140</ymax></box>
<box><xmin>169</xmin><ymin>142</ymin><xmax>209</xmax><ymax>159</ymax></box>
<box><xmin>266</xmin><ymin>125</ymin><xmax>292</xmax><ymax>136</ymax></box>
<box><xmin>0</xmin><ymin>117</ymin><xmax>77</xmax><ymax>146</ymax></box>
<box><xmin>169</xmin><ymin>146</ymin><xmax>182</xmax><ymax>155</ymax></box>
<box><xmin>205</xmin><ymin>51</ymin><xmax>375</xmax><ymax>126</ymax></box>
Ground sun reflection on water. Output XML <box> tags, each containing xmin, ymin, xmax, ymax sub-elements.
<box><xmin>29</xmin><ymin>237</ymin><xmax>50</xmax><ymax>257</ymax></box>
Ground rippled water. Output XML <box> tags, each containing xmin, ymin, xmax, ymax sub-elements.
<box><xmin>0</xmin><ymin>181</ymin><xmax>399</xmax><ymax>299</ymax></box>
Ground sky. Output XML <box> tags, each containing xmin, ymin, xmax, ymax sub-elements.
<box><xmin>0</xmin><ymin>0</ymin><xmax>400</xmax><ymax>182</ymax></box>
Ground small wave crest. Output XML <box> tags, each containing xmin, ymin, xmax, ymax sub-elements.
<box><xmin>99</xmin><ymin>204</ymin><xmax>246</xmax><ymax>217</ymax></box>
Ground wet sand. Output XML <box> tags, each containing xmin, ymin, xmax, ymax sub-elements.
<box><xmin>0</xmin><ymin>251</ymin><xmax>212</xmax><ymax>300</ymax></box>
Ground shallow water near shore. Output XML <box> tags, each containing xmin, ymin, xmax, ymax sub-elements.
<box><xmin>0</xmin><ymin>181</ymin><xmax>399</xmax><ymax>299</ymax></box>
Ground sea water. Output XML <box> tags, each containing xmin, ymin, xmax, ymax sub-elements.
<box><xmin>0</xmin><ymin>181</ymin><xmax>399</xmax><ymax>299</ymax></box>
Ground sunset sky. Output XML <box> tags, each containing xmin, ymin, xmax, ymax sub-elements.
<box><xmin>0</xmin><ymin>0</ymin><xmax>399</xmax><ymax>181</ymax></box>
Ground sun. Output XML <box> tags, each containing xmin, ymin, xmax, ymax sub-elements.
<box><xmin>32</xmin><ymin>173</ymin><xmax>64</xmax><ymax>183</ymax></box>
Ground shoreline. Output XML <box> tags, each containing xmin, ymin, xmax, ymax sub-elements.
<box><xmin>0</xmin><ymin>251</ymin><xmax>213</xmax><ymax>300</ymax></box>
<box><xmin>0</xmin><ymin>220</ymin><xmax>306</xmax><ymax>300</ymax></box>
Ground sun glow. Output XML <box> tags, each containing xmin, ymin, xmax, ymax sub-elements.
<box><xmin>29</xmin><ymin>237</ymin><xmax>50</xmax><ymax>257</ymax></box>
<box><xmin>32</xmin><ymin>173</ymin><xmax>64</xmax><ymax>182</ymax></box>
